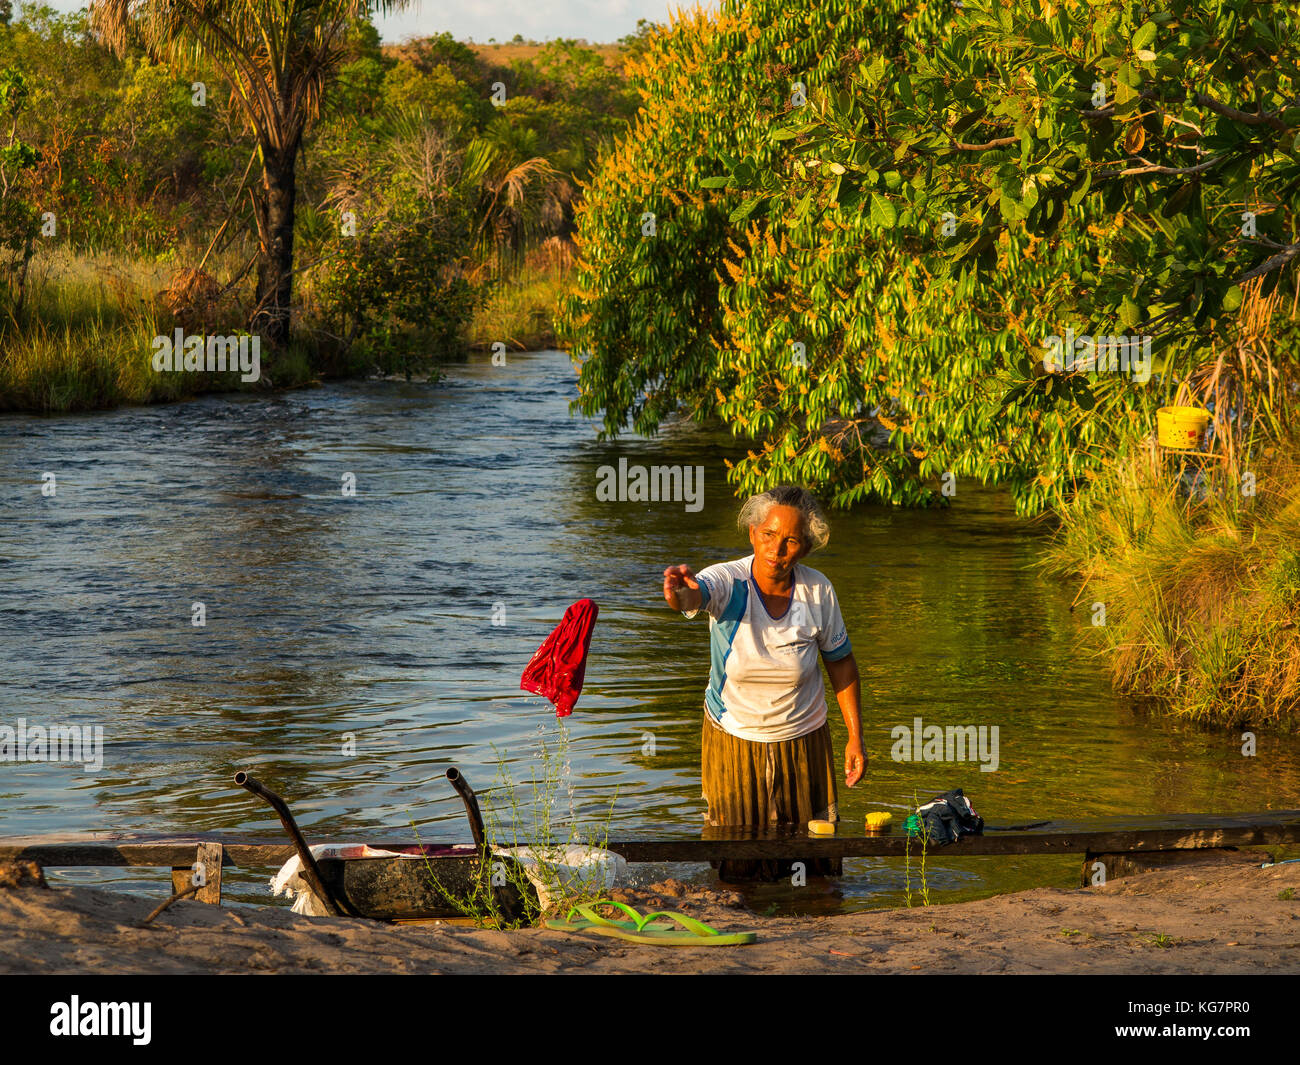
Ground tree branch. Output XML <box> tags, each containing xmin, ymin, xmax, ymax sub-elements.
<box><xmin>1096</xmin><ymin>155</ymin><xmax>1225</xmax><ymax>178</ymax></box>
<box><xmin>1193</xmin><ymin>91</ymin><xmax>1291</xmax><ymax>132</ymax></box>
<box><xmin>1232</xmin><ymin>241</ymin><xmax>1300</xmax><ymax>285</ymax></box>
<box><xmin>950</xmin><ymin>134</ymin><xmax>1020</xmax><ymax>151</ymax></box>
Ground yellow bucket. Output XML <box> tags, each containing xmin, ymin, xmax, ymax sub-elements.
<box><xmin>1156</xmin><ymin>406</ymin><xmax>1211</xmax><ymax>450</ymax></box>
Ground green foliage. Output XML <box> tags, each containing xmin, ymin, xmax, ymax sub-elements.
<box><xmin>1</xmin><ymin>7</ymin><xmax>637</xmax><ymax>410</ymax></box>
<box><xmin>315</xmin><ymin>196</ymin><xmax>483</xmax><ymax>375</ymax></box>
<box><xmin>2</xmin><ymin>4</ymin><xmax>230</xmax><ymax>254</ymax></box>
<box><xmin>381</xmin><ymin>59</ymin><xmax>480</xmax><ymax>131</ymax></box>
<box><xmin>390</xmin><ymin>31</ymin><xmax>484</xmax><ymax>88</ymax></box>
<box><xmin>509</xmin><ymin>39</ymin><xmax>638</xmax><ymax>129</ymax></box>
<box><xmin>904</xmin><ymin>790</ymin><xmax>932</xmax><ymax>907</ymax></box>
<box><xmin>617</xmin><ymin>19</ymin><xmax>664</xmax><ymax>64</ymax></box>
<box><xmin>413</xmin><ymin>722</ymin><xmax>619</xmax><ymax>929</ymax></box>
<box><xmin>0</xmin><ymin>63</ymin><xmax>39</xmax><ymax>311</ymax></box>
<box><xmin>464</xmin><ymin>260</ymin><xmax>568</xmax><ymax>351</ymax></box>
<box><xmin>107</xmin><ymin>58</ymin><xmax>209</xmax><ymax>193</ymax></box>
<box><xmin>560</xmin><ymin>0</ymin><xmax>1300</xmax><ymax>515</ymax></box>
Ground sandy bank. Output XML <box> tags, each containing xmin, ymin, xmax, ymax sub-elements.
<box><xmin>1</xmin><ymin>855</ymin><xmax>1296</xmax><ymax>975</ymax></box>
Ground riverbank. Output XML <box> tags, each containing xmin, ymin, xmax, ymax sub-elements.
<box><xmin>2</xmin><ymin>853</ymin><xmax>1296</xmax><ymax>974</ymax></box>
<box><xmin>0</xmin><ymin>251</ymin><xmax>567</xmax><ymax>414</ymax></box>
<box><xmin>1046</xmin><ymin>440</ymin><xmax>1300</xmax><ymax>730</ymax></box>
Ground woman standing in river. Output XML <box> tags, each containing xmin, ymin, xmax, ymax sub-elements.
<box><xmin>663</xmin><ymin>485</ymin><xmax>865</xmax><ymax>880</ymax></box>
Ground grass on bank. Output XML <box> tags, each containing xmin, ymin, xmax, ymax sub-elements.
<box><xmin>1045</xmin><ymin>439</ymin><xmax>1300</xmax><ymax>729</ymax></box>
<box><xmin>0</xmin><ymin>248</ymin><xmax>318</xmax><ymax>413</ymax></box>
<box><xmin>1</xmin><ymin>249</ymin><xmax>572</xmax><ymax>413</ymax></box>
<box><xmin>464</xmin><ymin>259</ymin><xmax>568</xmax><ymax>353</ymax></box>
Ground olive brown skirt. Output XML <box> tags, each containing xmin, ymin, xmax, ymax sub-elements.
<box><xmin>701</xmin><ymin>713</ymin><xmax>843</xmax><ymax>882</ymax></box>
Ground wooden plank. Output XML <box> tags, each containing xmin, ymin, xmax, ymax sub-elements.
<box><xmin>0</xmin><ymin>842</ymin><xmax>295</xmax><ymax>867</ymax></box>
<box><xmin>1</xmin><ymin>809</ymin><xmax>1296</xmax><ymax>867</ymax></box>
<box><xmin>607</xmin><ymin>819</ymin><xmax>1300</xmax><ymax>862</ymax></box>
<box><xmin>168</xmin><ymin>844</ymin><xmax>224</xmax><ymax>907</ymax></box>
<box><xmin>195</xmin><ymin>842</ymin><xmax>222</xmax><ymax>904</ymax></box>
<box><xmin>1079</xmin><ymin>847</ymin><xmax>1261</xmax><ymax>886</ymax></box>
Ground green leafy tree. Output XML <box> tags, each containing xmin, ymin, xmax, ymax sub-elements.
<box><xmin>760</xmin><ymin>0</ymin><xmax>1300</xmax><ymax>501</ymax></box>
<box><xmin>315</xmin><ymin>116</ymin><xmax>482</xmax><ymax>372</ymax></box>
<box><xmin>108</xmin><ymin>58</ymin><xmax>209</xmax><ymax>198</ymax></box>
<box><xmin>389</xmin><ymin>32</ymin><xmax>484</xmax><ymax>90</ymax></box>
<box><xmin>90</xmin><ymin>0</ymin><xmax>411</xmax><ymax>345</ymax></box>
<box><xmin>556</xmin><ymin>0</ymin><xmax>949</xmax><ymax>496</ymax></box>
<box><xmin>560</xmin><ymin>0</ymin><xmax>1300</xmax><ymax>514</ymax></box>
<box><xmin>0</xmin><ymin>64</ymin><xmax>39</xmax><ymax>312</ymax></box>
<box><xmin>382</xmin><ymin>59</ymin><xmax>480</xmax><ymax>132</ymax></box>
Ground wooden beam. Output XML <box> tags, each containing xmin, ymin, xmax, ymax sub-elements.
<box><xmin>0</xmin><ymin>841</ymin><xmax>295</xmax><ymax>867</ymax></box>
<box><xmin>608</xmin><ymin>817</ymin><xmax>1300</xmax><ymax>862</ymax></box>
<box><xmin>1</xmin><ymin>810</ymin><xmax>1295</xmax><ymax>867</ymax></box>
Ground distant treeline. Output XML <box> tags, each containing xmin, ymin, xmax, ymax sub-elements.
<box><xmin>0</xmin><ymin>4</ymin><xmax>652</xmax><ymax>390</ymax></box>
<box><xmin>1</xmin><ymin>5</ymin><xmax>644</xmax><ymax>255</ymax></box>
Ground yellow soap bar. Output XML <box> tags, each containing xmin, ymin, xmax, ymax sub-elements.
<box><xmin>865</xmin><ymin>812</ymin><xmax>894</xmax><ymax>832</ymax></box>
<box><xmin>808</xmin><ymin>819</ymin><xmax>835</xmax><ymax>835</ymax></box>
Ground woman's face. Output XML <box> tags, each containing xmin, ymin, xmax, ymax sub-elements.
<box><xmin>748</xmin><ymin>504</ymin><xmax>809</xmax><ymax>582</ymax></box>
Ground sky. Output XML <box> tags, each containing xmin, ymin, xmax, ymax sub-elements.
<box><xmin>30</xmin><ymin>1</ymin><xmax>713</xmax><ymax>44</ymax></box>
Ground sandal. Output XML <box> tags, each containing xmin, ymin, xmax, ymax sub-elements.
<box><xmin>544</xmin><ymin>900</ymin><xmax>757</xmax><ymax>946</ymax></box>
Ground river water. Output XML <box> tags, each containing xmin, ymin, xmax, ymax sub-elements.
<box><xmin>2</xmin><ymin>348</ymin><xmax>1298</xmax><ymax>913</ymax></box>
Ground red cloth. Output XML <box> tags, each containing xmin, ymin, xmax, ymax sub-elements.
<box><xmin>520</xmin><ymin>599</ymin><xmax>599</xmax><ymax>717</ymax></box>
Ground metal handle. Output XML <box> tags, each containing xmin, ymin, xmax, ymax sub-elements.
<box><xmin>445</xmin><ymin>767</ymin><xmax>488</xmax><ymax>856</ymax></box>
<box><xmin>234</xmin><ymin>771</ymin><xmax>357</xmax><ymax>918</ymax></box>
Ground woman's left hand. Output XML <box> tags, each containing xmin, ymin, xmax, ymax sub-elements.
<box><xmin>844</xmin><ymin>738</ymin><xmax>866</xmax><ymax>787</ymax></box>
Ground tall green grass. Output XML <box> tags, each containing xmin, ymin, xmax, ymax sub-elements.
<box><xmin>2</xmin><ymin>248</ymin><xmax>572</xmax><ymax>413</ymax></box>
<box><xmin>2</xmin><ymin>247</ymin><xmax>319</xmax><ymax>413</ymax></box>
<box><xmin>3</xmin><ymin>251</ymin><xmax>164</xmax><ymax>412</ymax></box>
<box><xmin>1045</xmin><ymin>439</ymin><xmax>1300</xmax><ymax>728</ymax></box>
<box><xmin>464</xmin><ymin>260</ymin><xmax>569</xmax><ymax>352</ymax></box>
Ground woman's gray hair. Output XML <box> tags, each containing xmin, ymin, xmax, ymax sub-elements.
<box><xmin>737</xmin><ymin>485</ymin><xmax>830</xmax><ymax>553</ymax></box>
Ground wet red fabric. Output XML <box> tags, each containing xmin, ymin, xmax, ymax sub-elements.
<box><xmin>520</xmin><ymin>599</ymin><xmax>599</xmax><ymax>717</ymax></box>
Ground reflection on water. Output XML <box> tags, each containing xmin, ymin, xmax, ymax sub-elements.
<box><xmin>3</xmin><ymin>350</ymin><xmax>1298</xmax><ymax>914</ymax></box>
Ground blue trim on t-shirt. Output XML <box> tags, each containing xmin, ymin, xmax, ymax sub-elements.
<box><xmin>821</xmin><ymin>636</ymin><xmax>854</xmax><ymax>663</ymax></box>
<box><xmin>749</xmin><ymin>560</ymin><xmax>796</xmax><ymax>621</ymax></box>
<box><xmin>704</xmin><ymin>580</ymin><xmax>748</xmax><ymax>722</ymax></box>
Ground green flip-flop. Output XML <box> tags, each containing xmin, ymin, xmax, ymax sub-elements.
<box><xmin>544</xmin><ymin>900</ymin><xmax>757</xmax><ymax>946</ymax></box>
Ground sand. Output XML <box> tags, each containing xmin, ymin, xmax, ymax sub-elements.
<box><xmin>1</xmin><ymin>854</ymin><xmax>1297</xmax><ymax>974</ymax></box>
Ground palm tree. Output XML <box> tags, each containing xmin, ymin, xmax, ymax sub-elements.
<box><xmin>461</xmin><ymin>122</ymin><xmax>569</xmax><ymax>271</ymax></box>
<box><xmin>90</xmin><ymin>0</ymin><xmax>410</xmax><ymax>345</ymax></box>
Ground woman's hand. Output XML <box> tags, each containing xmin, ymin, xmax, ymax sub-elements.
<box><xmin>663</xmin><ymin>564</ymin><xmax>702</xmax><ymax>613</ymax></box>
<box><xmin>844</xmin><ymin>738</ymin><xmax>866</xmax><ymax>787</ymax></box>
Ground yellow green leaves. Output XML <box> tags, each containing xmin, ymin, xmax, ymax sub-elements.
<box><xmin>1118</xmin><ymin>296</ymin><xmax>1141</xmax><ymax>330</ymax></box>
<box><xmin>869</xmin><ymin>192</ymin><xmax>897</xmax><ymax>228</ymax></box>
<box><xmin>1131</xmin><ymin>20</ymin><xmax>1158</xmax><ymax>52</ymax></box>
<box><xmin>562</xmin><ymin>0</ymin><xmax>1300</xmax><ymax>515</ymax></box>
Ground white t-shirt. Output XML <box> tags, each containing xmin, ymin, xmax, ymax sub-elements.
<box><xmin>683</xmin><ymin>554</ymin><xmax>853</xmax><ymax>742</ymax></box>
